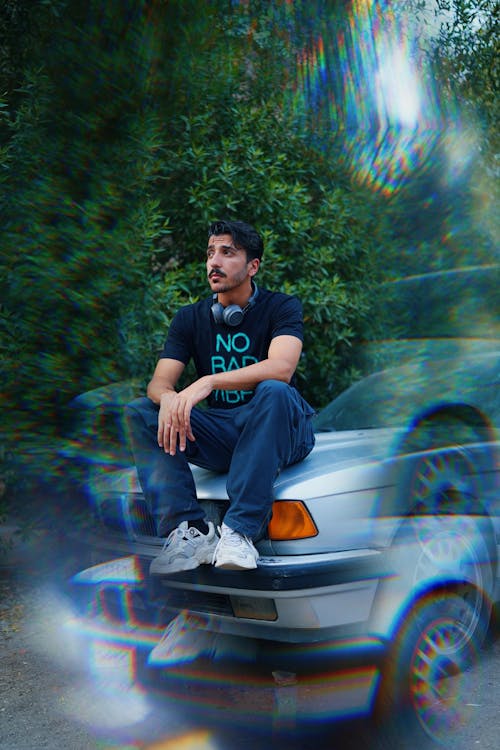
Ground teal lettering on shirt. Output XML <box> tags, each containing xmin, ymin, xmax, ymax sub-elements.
<box><xmin>230</xmin><ymin>332</ymin><xmax>251</xmax><ymax>353</ymax></box>
<box><xmin>213</xmin><ymin>389</ymin><xmax>252</xmax><ymax>403</ymax></box>
<box><xmin>226</xmin><ymin>356</ymin><xmax>242</xmax><ymax>371</ymax></box>
<box><xmin>211</xmin><ymin>355</ymin><xmax>227</xmax><ymax>372</ymax></box>
<box><xmin>212</xmin><ymin>332</ymin><xmax>255</xmax><ymax>404</ymax></box>
<box><xmin>216</xmin><ymin>332</ymin><xmax>250</xmax><ymax>353</ymax></box>
<box><xmin>215</xmin><ymin>334</ymin><xmax>232</xmax><ymax>353</ymax></box>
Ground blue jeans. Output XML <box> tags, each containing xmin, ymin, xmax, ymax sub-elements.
<box><xmin>125</xmin><ymin>380</ymin><xmax>316</xmax><ymax>540</ymax></box>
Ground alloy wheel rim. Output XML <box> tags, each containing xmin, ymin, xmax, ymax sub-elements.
<box><xmin>409</xmin><ymin>615</ymin><xmax>475</xmax><ymax>741</ymax></box>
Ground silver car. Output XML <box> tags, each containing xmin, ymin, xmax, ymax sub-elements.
<box><xmin>68</xmin><ymin>348</ymin><xmax>500</xmax><ymax>741</ymax></box>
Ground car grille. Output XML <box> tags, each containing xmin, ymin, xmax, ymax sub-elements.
<box><xmin>152</xmin><ymin>581</ymin><xmax>234</xmax><ymax>618</ymax></box>
<box><xmin>96</xmin><ymin>493</ymin><xmax>156</xmax><ymax>537</ymax></box>
<box><xmin>97</xmin><ymin>586</ymin><xmax>168</xmax><ymax>627</ymax></box>
<box><xmin>91</xmin><ymin>584</ymin><xmax>233</xmax><ymax>628</ymax></box>
<box><xmin>95</xmin><ymin>494</ymin><xmax>229</xmax><ymax>539</ymax></box>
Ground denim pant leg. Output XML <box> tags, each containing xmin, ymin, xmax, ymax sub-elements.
<box><xmin>124</xmin><ymin>397</ymin><xmax>238</xmax><ymax>536</ymax></box>
<box><xmin>224</xmin><ymin>380</ymin><xmax>316</xmax><ymax>539</ymax></box>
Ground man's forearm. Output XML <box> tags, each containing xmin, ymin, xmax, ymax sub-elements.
<box><xmin>208</xmin><ymin>357</ymin><xmax>295</xmax><ymax>392</ymax></box>
<box><xmin>147</xmin><ymin>380</ymin><xmax>177</xmax><ymax>405</ymax></box>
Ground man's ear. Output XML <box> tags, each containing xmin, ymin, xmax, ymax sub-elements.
<box><xmin>248</xmin><ymin>258</ymin><xmax>260</xmax><ymax>277</ymax></box>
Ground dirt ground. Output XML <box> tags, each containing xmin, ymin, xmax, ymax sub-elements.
<box><xmin>1</xmin><ymin>525</ymin><xmax>500</xmax><ymax>750</ymax></box>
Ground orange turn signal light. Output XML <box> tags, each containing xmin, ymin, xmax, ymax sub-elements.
<box><xmin>268</xmin><ymin>500</ymin><xmax>318</xmax><ymax>541</ymax></box>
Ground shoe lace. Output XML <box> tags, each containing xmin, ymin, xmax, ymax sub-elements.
<box><xmin>219</xmin><ymin>525</ymin><xmax>251</xmax><ymax>549</ymax></box>
<box><xmin>162</xmin><ymin>523</ymin><xmax>189</xmax><ymax>551</ymax></box>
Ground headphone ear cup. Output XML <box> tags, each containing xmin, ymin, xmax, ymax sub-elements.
<box><xmin>212</xmin><ymin>300</ymin><xmax>243</xmax><ymax>326</ymax></box>
<box><xmin>211</xmin><ymin>302</ymin><xmax>224</xmax><ymax>324</ymax></box>
<box><xmin>211</xmin><ymin>284</ymin><xmax>258</xmax><ymax>326</ymax></box>
<box><xmin>222</xmin><ymin>305</ymin><xmax>245</xmax><ymax>327</ymax></box>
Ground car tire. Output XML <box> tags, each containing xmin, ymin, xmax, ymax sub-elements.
<box><xmin>396</xmin><ymin>412</ymin><xmax>493</xmax><ymax>518</ymax></box>
<box><xmin>371</xmin><ymin>424</ymin><xmax>496</xmax><ymax>744</ymax></box>
<box><xmin>393</xmin><ymin>432</ymin><xmax>496</xmax><ymax>643</ymax></box>
<box><xmin>374</xmin><ymin>591</ymin><xmax>488</xmax><ymax>746</ymax></box>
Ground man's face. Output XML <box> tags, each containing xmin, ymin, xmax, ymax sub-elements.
<box><xmin>206</xmin><ymin>233</ymin><xmax>258</xmax><ymax>294</ymax></box>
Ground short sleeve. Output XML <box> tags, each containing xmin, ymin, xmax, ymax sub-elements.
<box><xmin>270</xmin><ymin>295</ymin><xmax>304</xmax><ymax>341</ymax></box>
<box><xmin>159</xmin><ymin>307</ymin><xmax>192</xmax><ymax>364</ymax></box>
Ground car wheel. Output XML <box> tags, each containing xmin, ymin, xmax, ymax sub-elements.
<box><xmin>395</xmin><ymin>436</ymin><xmax>496</xmax><ymax>645</ymax></box>
<box><xmin>375</xmin><ymin>591</ymin><xmax>487</xmax><ymax>745</ymax></box>
<box><xmin>373</xmin><ymin>417</ymin><xmax>496</xmax><ymax>744</ymax></box>
<box><xmin>400</xmin><ymin>415</ymin><xmax>487</xmax><ymax>516</ymax></box>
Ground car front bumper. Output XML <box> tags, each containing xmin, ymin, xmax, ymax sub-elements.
<box><xmin>63</xmin><ymin>547</ymin><xmax>389</xmax><ymax>723</ymax></box>
<box><xmin>70</xmin><ymin>546</ymin><xmax>386</xmax><ymax>643</ymax></box>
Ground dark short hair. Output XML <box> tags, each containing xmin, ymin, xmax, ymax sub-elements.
<box><xmin>208</xmin><ymin>219</ymin><xmax>264</xmax><ymax>261</ymax></box>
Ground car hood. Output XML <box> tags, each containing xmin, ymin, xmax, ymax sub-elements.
<box><xmin>92</xmin><ymin>427</ymin><xmax>402</xmax><ymax>501</ymax></box>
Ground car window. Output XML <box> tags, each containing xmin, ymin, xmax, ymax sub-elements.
<box><xmin>314</xmin><ymin>372</ymin><xmax>400</xmax><ymax>431</ymax></box>
<box><xmin>369</xmin><ymin>266</ymin><xmax>500</xmax><ymax>341</ymax></box>
<box><xmin>315</xmin><ymin>353</ymin><xmax>500</xmax><ymax>432</ymax></box>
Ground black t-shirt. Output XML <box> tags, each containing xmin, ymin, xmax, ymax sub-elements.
<box><xmin>160</xmin><ymin>287</ymin><xmax>304</xmax><ymax>408</ymax></box>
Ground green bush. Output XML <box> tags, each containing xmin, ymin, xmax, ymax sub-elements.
<box><xmin>0</xmin><ymin>0</ymin><xmax>389</xmax><ymax>514</ymax></box>
<box><xmin>153</xmin><ymin>103</ymin><xmax>381</xmax><ymax>405</ymax></box>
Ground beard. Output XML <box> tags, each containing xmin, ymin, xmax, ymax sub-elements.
<box><xmin>208</xmin><ymin>267</ymin><xmax>249</xmax><ymax>293</ymax></box>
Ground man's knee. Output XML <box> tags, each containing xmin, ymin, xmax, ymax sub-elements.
<box><xmin>254</xmin><ymin>379</ymin><xmax>290</xmax><ymax>400</ymax></box>
<box><xmin>250</xmin><ymin>380</ymin><xmax>298</xmax><ymax>422</ymax></box>
<box><xmin>125</xmin><ymin>396</ymin><xmax>159</xmax><ymax>429</ymax></box>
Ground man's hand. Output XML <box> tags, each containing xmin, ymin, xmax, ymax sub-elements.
<box><xmin>157</xmin><ymin>376</ymin><xmax>214</xmax><ymax>455</ymax></box>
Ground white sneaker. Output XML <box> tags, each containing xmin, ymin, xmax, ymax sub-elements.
<box><xmin>213</xmin><ymin>523</ymin><xmax>259</xmax><ymax>570</ymax></box>
<box><xmin>150</xmin><ymin>521</ymin><xmax>218</xmax><ymax>575</ymax></box>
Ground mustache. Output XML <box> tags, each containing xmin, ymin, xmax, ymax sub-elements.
<box><xmin>209</xmin><ymin>270</ymin><xmax>226</xmax><ymax>278</ymax></box>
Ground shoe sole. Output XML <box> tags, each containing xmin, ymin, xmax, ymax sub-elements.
<box><xmin>150</xmin><ymin>560</ymin><xmax>200</xmax><ymax>575</ymax></box>
<box><xmin>213</xmin><ymin>559</ymin><xmax>258</xmax><ymax>570</ymax></box>
<box><xmin>150</xmin><ymin>553</ymin><xmax>215</xmax><ymax>576</ymax></box>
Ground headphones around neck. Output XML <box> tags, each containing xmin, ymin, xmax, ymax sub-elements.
<box><xmin>211</xmin><ymin>282</ymin><xmax>259</xmax><ymax>327</ymax></box>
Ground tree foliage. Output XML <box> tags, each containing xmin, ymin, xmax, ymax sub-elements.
<box><xmin>0</xmin><ymin>0</ymin><xmax>383</xmax><ymax>429</ymax></box>
<box><xmin>385</xmin><ymin>0</ymin><xmax>500</xmax><ymax>272</ymax></box>
<box><xmin>430</xmin><ymin>1</ymin><xmax>498</xmax><ymax>146</ymax></box>
<box><xmin>0</xmin><ymin>0</ymin><xmax>497</xmax><ymax>514</ymax></box>
<box><xmin>1</xmin><ymin>3</ymin><xmax>168</xmax><ymax>431</ymax></box>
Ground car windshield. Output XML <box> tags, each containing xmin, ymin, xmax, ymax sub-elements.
<box><xmin>369</xmin><ymin>266</ymin><xmax>500</xmax><ymax>341</ymax></box>
<box><xmin>316</xmin><ymin>267</ymin><xmax>500</xmax><ymax>432</ymax></box>
<box><xmin>314</xmin><ymin>352</ymin><xmax>500</xmax><ymax>432</ymax></box>
<box><xmin>314</xmin><ymin>372</ymin><xmax>402</xmax><ymax>431</ymax></box>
